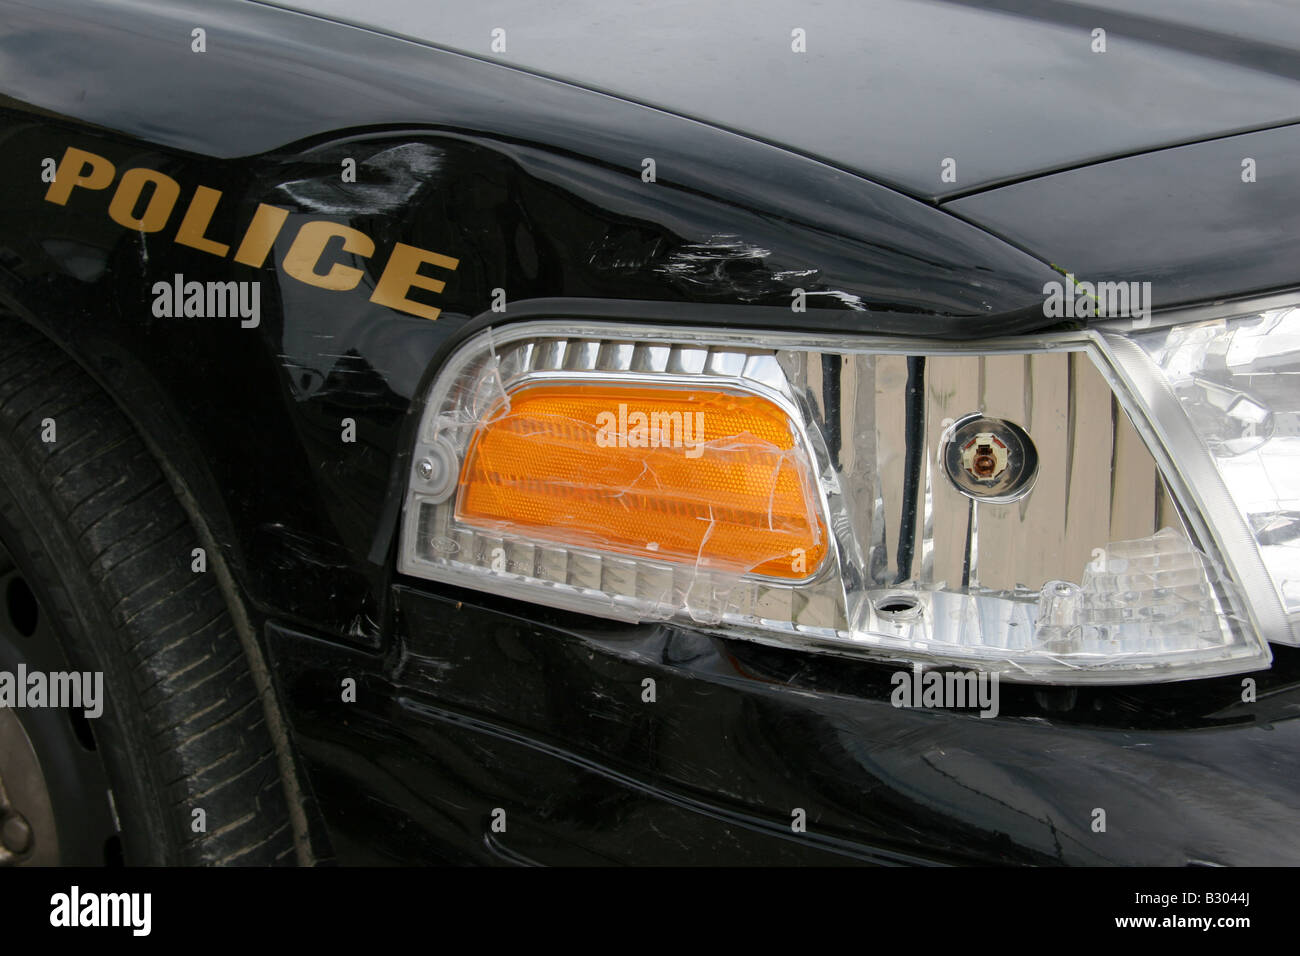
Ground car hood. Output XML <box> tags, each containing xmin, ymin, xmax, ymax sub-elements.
<box><xmin>267</xmin><ymin>0</ymin><xmax>1300</xmax><ymax>200</ymax></box>
<box><xmin>947</xmin><ymin>122</ymin><xmax>1300</xmax><ymax>310</ymax></box>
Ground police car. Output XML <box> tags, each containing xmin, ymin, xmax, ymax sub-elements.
<box><xmin>0</xmin><ymin>0</ymin><xmax>1298</xmax><ymax>866</ymax></box>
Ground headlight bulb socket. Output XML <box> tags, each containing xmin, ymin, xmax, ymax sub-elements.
<box><xmin>940</xmin><ymin>413</ymin><xmax>1039</xmax><ymax>503</ymax></box>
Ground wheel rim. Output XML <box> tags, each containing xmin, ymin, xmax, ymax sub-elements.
<box><xmin>0</xmin><ymin>702</ymin><xmax>58</xmax><ymax>864</ymax></box>
<box><xmin>0</xmin><ymin>539</ymin><xmax>120</xmax><ymax>865</ymax></box>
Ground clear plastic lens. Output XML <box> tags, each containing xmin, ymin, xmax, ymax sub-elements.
<box><xmin>399</xmin><ymin>321</ymin><xmax>1275</xmax><ymax>684</ymax></box>
<box><xmin>1129</xmin><ymin>308</ymin><xmax>1300</xmax><ymax>624</ymax></box>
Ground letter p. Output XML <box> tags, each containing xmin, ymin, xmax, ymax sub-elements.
<box><xmin>44</xmin><ymin>147</ymin><xmax>116</xmax><ymax>206</ymax></box>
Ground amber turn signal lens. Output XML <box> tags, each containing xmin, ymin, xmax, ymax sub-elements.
<box><xmin>456</xmin><ymin>384</ymin><xmax>827</xmax><ymax>579</ymax></box>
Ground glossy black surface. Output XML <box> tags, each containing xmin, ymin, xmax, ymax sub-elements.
<box><xmin>269</xmin><ymin>588</ymin><xmax>1300</xmax><ymax>865</ymax></box>
<box><xmin>0</xmin><ymin>0</ymin><xmax>1296</xmax><ymax>866</ymax></box>
<box><xmin>271</xmin><ymin>0</ymin><xmax>1300</xmax><ymax>199</ymax></box>
<box><xmin>947</xmin><ymin>124</ymin><xmax>1300</xmax><ymax>310</ymax></box>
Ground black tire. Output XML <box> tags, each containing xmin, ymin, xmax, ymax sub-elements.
<box><xmin>0</xmin><ymin>318</ymin><xmax>296</xmax><ymax>865</ymax></box>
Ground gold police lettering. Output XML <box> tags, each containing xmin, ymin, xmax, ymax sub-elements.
<box><xmin>44</xmin><ymin>146</ymin><xmax>459</xmax><ymax>320</ymax></box>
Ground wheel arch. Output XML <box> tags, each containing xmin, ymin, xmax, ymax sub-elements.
<box><xmin>0</xmin><ymin>298</ymin><xmax>320</xmax><ymax>865</ymax></box>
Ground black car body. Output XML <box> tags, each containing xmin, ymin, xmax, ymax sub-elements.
<box><xmin>1</xmin><ymin>0</ymin><xmax>1299</xmax><ymax>866</ymax></box>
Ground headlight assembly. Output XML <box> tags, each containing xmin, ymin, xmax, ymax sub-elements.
<box><xmin>398</xmin><ymin>302</ymin><xmax>1300</xmax><ymax>684</ymax></box>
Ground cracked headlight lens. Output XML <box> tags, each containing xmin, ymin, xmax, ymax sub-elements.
<box><xmin>399</xmin><ymin>317</ymin><xmax>1283</xmax><ymax>684</ymax></box>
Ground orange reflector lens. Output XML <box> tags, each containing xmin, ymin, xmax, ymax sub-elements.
<box><xmin>456</xmin><ymin>384</ymin><xmax>827</xmax><ymax>579</ymax></box>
